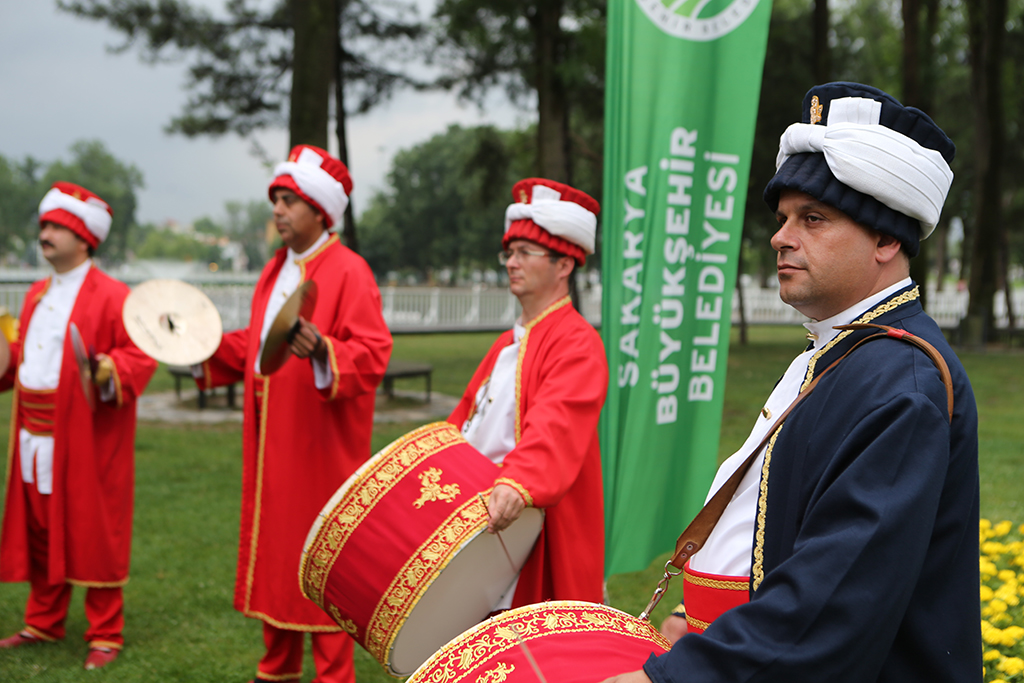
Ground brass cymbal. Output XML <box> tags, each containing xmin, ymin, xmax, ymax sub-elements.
<box><xmin>258</xmin><ymin>280</ymin><xmax>318</xmax><ymax>376</ymax></box>
<box><xmin>0</xmin><ymin>328</ymin><xmax>9</xmax><ymax>379</ymax></box>
<box><xmin>123</xmin><ymin>279</ymin><xmax>224</xmax><ymax>366</ymax></box>
<box><xmin>0</xmin><ymin>306</ymin><xmax>12</xmax><ymax>376</ymax></box>
<box><xmin>69</xmin><ymin>322</ymin><xmax>96</xmax><ymax>412</ymax></box>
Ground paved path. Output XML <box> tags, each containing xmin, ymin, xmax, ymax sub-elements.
<box><xmin>137</xmin><ymin>388</ymin><xmax>458</xmax><ymax>424</ymax></box>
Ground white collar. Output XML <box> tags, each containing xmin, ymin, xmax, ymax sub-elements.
<box><xmin>804</xmin><ymin>277</ymin><xmax>912</xmax><ymax>350</ymax></box>
<box><xmin>51</xmin><ymin>258</ymin><xmax>92</xmax><ymax>287</ymax></box>
<box><xmin>288</xmin><ymin>230</ymin><xmax>331</xmax><ymax>263</ymax></box>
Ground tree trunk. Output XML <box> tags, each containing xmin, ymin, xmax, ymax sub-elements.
<box><xmin>334</xmin><ymin>0</ymin><xmax>358</xmax><ymax>252</ymax></box>
<box><xmin>531</xmin><ymin>1</ymin><xmax>571</xmax><ymax>182</ymax></box>
<box><xmin>963</xmin><ymin>0</ymin><xmax>1007</xmax><ymax>346</ymax></box>
<box><xmin>902</xmin><ymin>0</ymin><xmax>928</xmax><ymax>309</ymax></box>
<box><xmin>289</xmin><ymin>0</ymin><xmax>335</xmax><ymax>149</ymax></box>
<box><xmin>813</xmin><ymin>0</ymin><xmax>830</xmax><ymax>83</ymax></box>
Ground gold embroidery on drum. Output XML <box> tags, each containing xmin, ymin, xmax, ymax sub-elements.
<box><xmin>477</xmin><ymin>662</ymin><xmax>515</xmax><ymax>682</ymax></box>
<box><xmin>413</xmin><ymin>467</ymin><xmax>461</xmax><ymax>508</ymax></box>
<box><xmin>327</xmin><ymin>606</ymin><xmax>358</xmax><ymax>636</ymax></box>
<box><xmin>409</xmin><ymin>603</ymin><xmax>672</xmax><ymax>682</ymax></box>
<box><xmin>299</xmin><ymin>422</ymin><xmax>463</xmax><ymax>609</ymax></box>
<box><xmin>366</xmin><ymin>495</ymin><xmax>489</xmax><ymax>663</ymax></box>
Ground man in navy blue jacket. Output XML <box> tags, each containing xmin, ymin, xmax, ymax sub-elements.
<box><xmin>605</xmin><ymin>82</ymin><xmax>981</xmax><ymax>683</ymax></box>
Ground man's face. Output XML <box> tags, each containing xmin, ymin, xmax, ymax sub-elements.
<box><xmin>504</xmin><ymin>239</ymin><xmax>567</xmax><ymax>300</ymax></box>
<box><xmin>39</xmin><ymin>221</ymin><xmax>88</xmax><ymax>270</ymax></box>
<box><xmin>271</xmin><ymin>188</ymin><xmax>324</xmax><ymax>251</ymax></box>
<box><xmin>771</xmin><ymin>189</ymin><xmax>892</xmax><ymax>321</ymax></box>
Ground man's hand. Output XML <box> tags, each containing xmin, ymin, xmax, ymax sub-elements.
<box><xmin>290</xmin><ymin>317</ymin><xmax>327</xmax><ymax>363</ymax></box>
<box><xmin>659</xmin><ymin>614</ymin><xmax>688</xmax><ymax>645</ymax></box>
<box><xmin>487</xmin><ymin>484</ymin><xmax>526</xmax><ymax>533</ymax></box>
<box><xmin>599</xmin><ymin>670</ymin><xmax>653</xmax><ymax>683</ymax></box>
<box><xmin>93</xmin><ymin>354</ymin><xmax>115</xmax><ymax>385</ymax></box>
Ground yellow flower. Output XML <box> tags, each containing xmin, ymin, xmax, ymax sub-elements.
<box><xmin>994</xmin><ymin>521</ymin><xmax>1013</xmax><ymax>536</ymax></box>
<box><xmin>984</xmin><ymin>542</ymin><xmax>1008</xmax><ymax>556</ymax></box>
<box><xmin>981</xmin><ymin>585</ymin><xmax>995</xmax><ymax>601</ymax></box>
<box><xmin>981</xmin><ymin>519</ymin><xmax>992</xmax><ymax>531</ymax></box>
<box><xmin>982</xmin><ymin>599</ymin><xmax>1008</xmax><ymax>618</ymax></box>
<box><xmin>983</xmin><ymin>649</ymin><xmax>1002</xmax><ymax>661</ymax></box>
<box><xmin>981</xmin><ymin>558</ymin><xmax>999</xmax><ymax>576</ymax></box>
<box><xmin>996</xmin><ymin>656</ymin><xmax>1024</xmax><ymax>676</ymax></box>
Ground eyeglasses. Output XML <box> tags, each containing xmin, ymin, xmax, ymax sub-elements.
<box><xmin>498</xmin><ymin>247</ymin><xmax>552</xmax><ymax>265</ymax></box>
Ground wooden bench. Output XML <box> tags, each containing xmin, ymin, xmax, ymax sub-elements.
<box><xmin>166</xmin><ymin>364</ymin><xmax>236</xmax><ymax>410</ymax></box>
<box><xmin>382</xmin><ymin>359</ymin><xmax>433</xmax><ymax>402</ymax></box>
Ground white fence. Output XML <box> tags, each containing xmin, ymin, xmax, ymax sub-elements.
<box><xmin>2</xmin><ymin>280</ymin><xmax>1023</xmax><ymax>333</ymax></box>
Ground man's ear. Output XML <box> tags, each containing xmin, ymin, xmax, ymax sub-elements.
<box><xmin>875</xmin><ymin>232</ymin><xmax>903</xmax><ymax>265</ymax></box>
<box><xmin>557</xmin><ymin>256</ymin><xmax>576</xmax><ymax>280</ymax></box>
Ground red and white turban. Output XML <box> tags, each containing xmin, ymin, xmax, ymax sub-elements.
<box><xmin>503</xmin><ymin>178</ymin><xmax>600</xmax><ymax>265</ymax></box>
<box><xmin>38</xmin><ymin>181</ymin><xmax>113</xmax><ymax>249</ymax></box>
<box><xmin>268</xmin><ymin>144</ymin><xmax>353</xmax><ymax>229</ymax></box>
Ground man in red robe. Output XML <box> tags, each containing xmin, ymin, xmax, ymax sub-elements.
<box><xmin>196</xmin><ymin>145</ymin><xmax>391</xmax><ymax>683</ymax></box>
<box><xmin>449</xmin><ymin>178</ymin><xmax>608</xmax><ymax>608</ymax></box>
<box><xmin>0</xmin><ymin>182</ymin><xmax>156</xmax><ymax>670</ymax></box>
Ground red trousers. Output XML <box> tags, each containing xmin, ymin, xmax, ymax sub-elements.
<box><xmin>257</xmin><ymin>622</ymin><xmax>355</xmax><ymax>683</ymax></box>
<box><xmin>21</xmin><ymin>476</ymin><xmax>125</xmax><ymax>648</ymax></box>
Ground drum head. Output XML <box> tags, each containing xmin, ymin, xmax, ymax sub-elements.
<box><xmin>389</xmin><ymin>507</ymin><xmax>543</xmax><ymax>676</ymax></box>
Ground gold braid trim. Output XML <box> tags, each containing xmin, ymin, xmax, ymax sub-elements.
<box><xmin>494</xmin><ymin>477</ymin><xmax>533</xmax><ymax>508</ymax></box>
<box><xmin>243</xmin><ymin>375</ymin><xmax>269</xmax><ymax>615</ymax></box>
<box><xmin>753</xmin><ymin>287</ymin><xmax>920</xmax><ymax>591</ymax></box>
<box><xmin>685</xmin><ymin>614</ymin><xmax>712</xmax><ymax>632</ymax></box>
<box><xmin>800</xmin><ymin>286</ymin><xmax>920</xmax><ymax>391</ymax></box>
<box><xmin>684</xmin><ymin>572</ymin><xmax>749</xmax><ymax>591</ymax></box>
<box><xmin>514</xmin><ymin>295</ymin><xmax>571</xmax><ymax>442</ymax></box>
<box><xmin>751</xmin><ymin>426</ymin><xmax>782</xmax><ymax>591</ymax></box>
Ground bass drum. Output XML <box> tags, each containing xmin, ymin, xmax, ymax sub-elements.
<box><xmin>300</xmin><ymin>421</ymin><xmax>543</xmax><ymax>676</ymax></box>
<box><xmin>407</xmin><ymin>601</ymin><xmax>671</xmax><ymax>683</ymax></box>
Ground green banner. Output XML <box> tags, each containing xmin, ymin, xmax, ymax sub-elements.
<box><xmin>601</xmin><ymin>0</ymin><xmax>772</xmax><ymax>575</ymax></box>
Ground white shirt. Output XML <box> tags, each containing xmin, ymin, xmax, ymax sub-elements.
<box><xmin>254</xmin><ymin>231</ymin><xmax>333</xmax><ymax>388</ymax></box>
<box><xmin>17</xmin><ymin>259</ymin><xmax>112</xmax><ymax>495</ymax></box>
<box><xmin>460</xmin><ymin>322</ymin><xmax>525</xmax><ymax>464</ymax></box>
<box><xmin>459</xmin><ymin>320</ymin><xmax>527</xmax><ymax>609</ymax></box>
<box><xmin>690</xmin><ymin>278</ymin><xmax>913</xmax><ymax>576</ymax></box>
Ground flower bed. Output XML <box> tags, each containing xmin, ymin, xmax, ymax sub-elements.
<box><xmin>981</xmin><ymin>519</ymin><xmax>1024</xmax><ymax>682</ymax></box>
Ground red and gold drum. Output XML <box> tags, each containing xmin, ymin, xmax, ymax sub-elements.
<box><xmin>407</xmin><ymin>601</ymin><xmax>671</xmax><ymax>683</ymax></box>
<box><xmin>300</xmin><ymin>421</ymin><xmax>543</xmax><ymax>676</ymax></box>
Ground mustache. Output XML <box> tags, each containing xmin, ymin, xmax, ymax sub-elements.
<box><xmin>39</xmin><ymin>239</ymin><xmax>55</xmax><ymax>249</ymax></box>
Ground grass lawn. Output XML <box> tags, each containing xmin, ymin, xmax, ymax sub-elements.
<box><xmin>0</xmin><ymin>326</ymin><xmax>1020</xmax><ymax>681</ymax></box>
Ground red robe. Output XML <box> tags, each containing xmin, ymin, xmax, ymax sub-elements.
<box><xmin>198</xmin><ymin>235</ymin><xmax>392</xmax><ymax>630</ymax></box>
<box><xmin>0</xmin><ymin>267</ymin><xmax>156</xmax><ymax>586</ymax></box>
<box><xmin>448</xmin><ymin>296</ymin><xmax>608</xmax><ymax>606</ymax></box>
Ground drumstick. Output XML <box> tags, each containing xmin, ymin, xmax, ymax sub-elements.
<box><xmin>511</xmin><ymin>628</ymin><xmax>550</xmax><ymax>683</ymax></box>
<box><xmin>476</xmin><ymin>493</ymin><xmax>550</xmax><ymax>683</ymax></box>
<box><xmin>477</xmin><ymin>492</ymin><xmax>519</xmax><ymax>574</ymax></box>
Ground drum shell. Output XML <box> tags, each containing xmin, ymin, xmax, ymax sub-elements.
<box><xmin>300</xmin><ymin>421</ymin><xmax>532</xmax><ymax>674</ymax></box>
<box><xmin>407</xmin><ymin>601</ymin><xmax>671</xmax><ymax>683</ymax></box>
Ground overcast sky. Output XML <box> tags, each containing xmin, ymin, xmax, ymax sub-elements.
<box><xmin>0</xmin><ymin>1</ymin><xmax>526</xmax><ymax>227</ymax></box>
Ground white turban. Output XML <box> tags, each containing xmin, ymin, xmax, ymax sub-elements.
<box><xmin>776</xmin><ymin>96</ymin><xmax>953</xmax><ymax>238</ymax></box>
<box><xmin>504</xmin><ymin>184</ymin><xmax>597</xmax><ymax>254</ymax></box>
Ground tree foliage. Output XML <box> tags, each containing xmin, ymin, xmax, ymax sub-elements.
<box><xmin>58</xmin><ymin>0</ymin><xmax>422</xmax><ymax>141</ymax></box>
<box><xmin>359</xmin><ymin>124</ymin><xmax>536</xmax><ymax>279</ymax></box>
<box><xmin>431</xmin><ymin>0</ymin><xmax>606</xmax><ymax>185</ymax></box>
<box><xmin>0</xmin><ymin>140</ymin><xmax>143</xmax><ymax>265</ymax></box>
